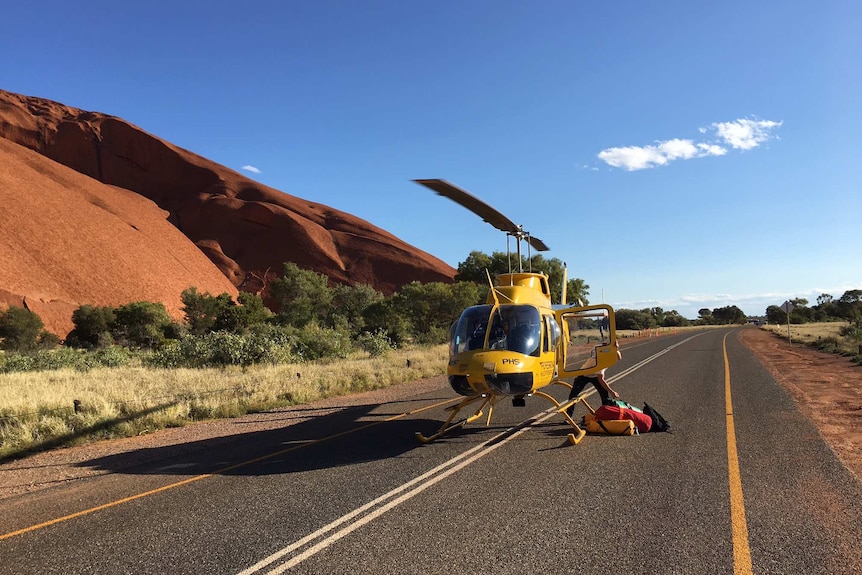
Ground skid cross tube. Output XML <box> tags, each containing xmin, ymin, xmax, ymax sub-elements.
<box><xmin>416</xmin><ymin>380</ymin><xmax>593</xmax><ymax>445</ymax></box>
<box><xmin>415</xmin><ymin>395</ymin><xmax>493</xmax><ymax>444</ymax></box>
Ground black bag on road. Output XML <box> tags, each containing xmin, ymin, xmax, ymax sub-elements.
<box><xmin>642</xmin><ymin>402</ymin><xmax>671</xmax><ymax>433</ymax></box>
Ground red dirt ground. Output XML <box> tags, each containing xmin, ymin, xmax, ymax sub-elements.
<box><xmin>738</xmin><ymin>328</ymin><xmax>862</xmax><ymax>479</ymax></box>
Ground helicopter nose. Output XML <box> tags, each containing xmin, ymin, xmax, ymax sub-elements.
<box><xmin>484</xmin><ymin>372</ymin><xmax>534</xmax><ymax>395</ymax></box>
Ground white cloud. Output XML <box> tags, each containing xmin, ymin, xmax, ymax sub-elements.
<box><xmin>712</xmin><ymin>118</ymin><xmax>782</xmax><ymax>150</ymax></box>
<box><xmin>242</xmin><ymin>165</ymin><xmax>261</xmax><ymax>174</ymax></box>
<box><xmin>598</xmin><ymin>146</ymin><xmax>665</xmax><ymax>171</ymax></box>
<box><xmin>597</xmin><ymin>116</ymin><xmax>780</xmax><ymax>171</ymax></box>
<box><xmin>597</xmin><ymin>138</ymin><xmax>725</xmax><ymax>171</ymax></box>
<box><xmin>697</xmin><ymin>143</ymin><xmax>727</xmax><ymax>156</ymax></box>
<box><xmin>659</xmin><ymin>138</ymin><xmax>699</xmax><ymax>160</ymax></box>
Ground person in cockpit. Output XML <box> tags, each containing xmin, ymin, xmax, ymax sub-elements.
<box><xmin>468</xmin><ymin>321</ymin><xmax>487</xmax><ymax>350</ymax></box>
<box><xmin>488</xmin><ymin>324</ymin><xmax>507</xmax><ymax>350</ymax></box>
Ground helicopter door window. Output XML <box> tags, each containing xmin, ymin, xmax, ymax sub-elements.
<box><xmin>561</xmin><ymin>308</ymin><xmax>612</xmax><ymax>372</ymax></box>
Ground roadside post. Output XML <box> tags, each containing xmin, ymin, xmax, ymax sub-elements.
<box><xmin>780</xmin><ymin>300</ymin><xmax>795</xmax><ymax>343</ymax></box>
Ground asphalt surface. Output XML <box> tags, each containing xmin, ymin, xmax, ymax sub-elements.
<box><xmin>1</xmin><ymin>328</ymin><xmax>860</xmax><ymax>574</ymax></box>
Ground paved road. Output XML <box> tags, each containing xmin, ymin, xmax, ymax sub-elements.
<box><xmin>1</xmin><ymin>328</ymin><xmax>860</xmax><ymax>574</ymax></box>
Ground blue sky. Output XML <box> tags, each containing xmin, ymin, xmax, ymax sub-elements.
<box><xmin>3</xmin><ymin>1</ymin><xmax>860</xmax><ymax>319</ymax></box>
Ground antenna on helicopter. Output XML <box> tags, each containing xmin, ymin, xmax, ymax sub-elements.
<box><xmin>413</xmin><ymin>179</ymin><xmax>549</xmax><ymax>273</ymax></box>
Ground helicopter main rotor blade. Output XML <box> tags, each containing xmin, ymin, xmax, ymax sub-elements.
<box><xmin>527</xmin><ymin>235</ymin><xmax>550</xmax><ymax>252</ymax></box>
<box><xmin>413</xmin><ymin>179</ymin><xmax>519</xmax><ymax>234</ymax></box>
<box><xmin>413</xmin><ymin>179</ymin><xmax>549</xmax><ymax>251</ymax></box>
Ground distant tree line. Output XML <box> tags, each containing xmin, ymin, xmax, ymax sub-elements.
<box><xmin>612</xmin><ymin>290</ymin><xmax>862</xmax><ymax>335</ymax></box>
<box><xmin>613</xmin><ymin>306</ymin><xmax>716</xmax><ymax>330</ymax></box>
<box><xmin>611</xmin><ymin>305</ymin><xmax>751</xmax><ymax>330</ymax></box>
<box><xmin>764</xmin><ymin>290</ymin><xmax>862</xmax><ymax>339</ymax></box>
<box><xmin>613</xmin><ymin>307</ymin><xmax>691</xmax><ymax>330</ymax></box>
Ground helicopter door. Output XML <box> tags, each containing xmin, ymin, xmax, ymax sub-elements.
<box><xmin>554</xmin><ymin>304</ymin><xmax>619</xmax><ymax>378</ymax></box>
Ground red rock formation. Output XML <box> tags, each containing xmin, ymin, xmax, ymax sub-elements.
<box><xmin>0</xmin><ymin>137</ymin><xmax>239</xmax><ymax>336</ymax></box>
<box><xmin>0</xmin><ymin>89</ymin><xmax>456</xmax><ymax>336</ymax></box>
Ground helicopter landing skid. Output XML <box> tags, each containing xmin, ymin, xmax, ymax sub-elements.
<box><xmin>415</xmin><ymin>394</ymin><xmax>497</xmax><ymax>444</ymax></box>
<box><xmin>531</xmin><ymin>383</ymin><xmax>591</xmax><ymax>445</ymax></box>
<box><xmin>416</xmin><ymin>382</ymin><xmax>593</xmax><ymax>445</ymax></box>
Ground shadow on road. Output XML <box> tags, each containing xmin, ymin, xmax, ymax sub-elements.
<box><xmin>77</xmin><ymin>399</ymin><xmax>462</xmax><ymax>477</ymax></box>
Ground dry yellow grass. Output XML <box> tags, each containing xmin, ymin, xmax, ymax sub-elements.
<box><xmin>760</xmin><ymin>321</ymin><xmax>862</xmax><ymax>360</ymax></box>
<box><xmin>0</xmin><ymin>345</ymin><xmax>448</xmax><ymax>459</ymax></box>
<box><xmin>761</xmin><ymin>321</ymin><xmax>847</xmax><ymax>342</ymax></box>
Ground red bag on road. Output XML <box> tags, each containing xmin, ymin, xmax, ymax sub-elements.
<box><xmin>595</xmin><ymin>405</ymin><xmax>653</xmax><ymax>433</ymax></box>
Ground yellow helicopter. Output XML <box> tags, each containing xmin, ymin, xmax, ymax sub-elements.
<box><xmin>413</xmin><ymin>179</ymin><xmax>620</xmax><ymax>444</ymax></box>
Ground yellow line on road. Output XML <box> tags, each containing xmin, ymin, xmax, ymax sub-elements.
<box><xmin>0</xmin><ymin>397</ymin><xmax>459</xmax><ymax>541</ymax></box>
<box><xmin>724</xmin><ymin>333</ymin><xmax>753</xmax><ymax>575</ymax></box>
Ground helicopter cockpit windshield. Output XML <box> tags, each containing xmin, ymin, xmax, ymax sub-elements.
<box><xmin>452</xmin><ymin>304</ymin><xmax>542</xmax><ymax>357</ymax></box>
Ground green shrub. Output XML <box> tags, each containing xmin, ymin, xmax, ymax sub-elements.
<box><xmin>144</xmin><ymin>339</ymin><xmax>185</xmax><ymax>369</ymax></box>
<box><xmin>0</xmin><ymin>353</ymin><xmax>35</xmax><ymax>373</ymax></box>
<box><xmin>66</xmin><ymin>305</ymin><xmax>116</xmax><ymax>349</ymax></box>
<box><xmin>815</xmin><ymin>336</ymin><xmax>841</xmax><ymax>353</ymax></box>
<box><xmin>202</xmin><ymin>331</ymin><xmax>288</xmax><ymax>366</ymax></box>
<box><xmin>87</xmin><ymin>346</ymin><xmax>134</xmax><ymax>368</ymax></box>
<box><xmin>839</xmin><ymin>322</ymin><xmax>862</xmax><ymax>341</ymax></box>
<box><xmin>0</xmin><ymin>348</ymin><xmax>94</xmax><ymax>373</ymax></box>
<box><xmin>144</xmin><ymin>329</ymin><xmax>297</xmax><ymax>369</ymax></box>
<box><xmin>292</xmin><ymin>324</ymin><xmax>352</xmax><ymax>361</ymax></box>
<box><xmin>205</xmin><ymin>332</ymin><xmax>247</xmax><ymax>366</ymax></box>
<box><xmin>112</xmin><ymin>301</ymin><xmax>178</xmax><ymax>349</ymax></box>
<box><xmin>414</xmin><ymin>325</ymin><xmax>450</xmax><ymax>345</ymax></box>
<box><xmin>357</xmin><ymin>329</ymin><xmax>395</xmax><ymax>357</ymax></box>
<box><xmin>0</xmin><ymin>307</ymin><xmax>44</xmax><ymax>352</ymax></box>
<box><xmin>37</xmin><ymin>331</ymin><xmax>61</xmax><ymax>348</ymax></box>
<box><xmin>32</xmin><ymin>348</ymin><xmax>85</xmax><ymax>371</ymax></box>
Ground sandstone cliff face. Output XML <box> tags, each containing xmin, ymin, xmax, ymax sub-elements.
<box><xmin>0</xmin><ymin>137</ymin><xmax>240</xmax><ymax>336</ymax></box>
<box><xmin>0</xmin><ymin>89</ymin><xmax>456</xmax><ymax>336</ymax></box>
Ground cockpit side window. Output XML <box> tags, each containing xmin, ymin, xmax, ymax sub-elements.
<box><xmin>542</xmin><ymin>317</ymin><xmax>549</xmax><ymax>353</ymax></box>
<box><xmin>545</xmin><ymin>315</ymin><xmax>560</xmax><ymax>351</ymax></box>
<box><xmin>451</xmin><ymin>305</ymin><xmax>493</xmax><ymax>354</ymax></box>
